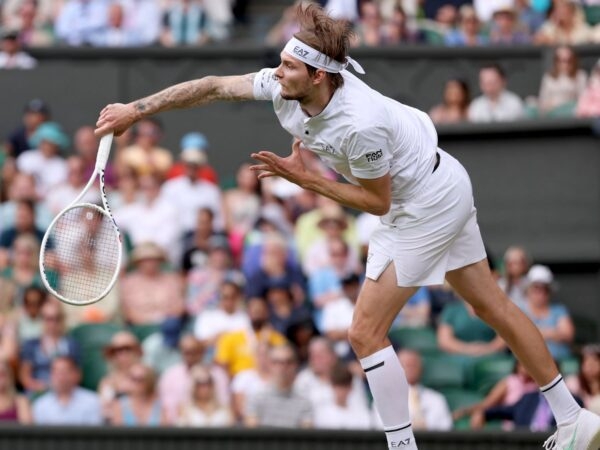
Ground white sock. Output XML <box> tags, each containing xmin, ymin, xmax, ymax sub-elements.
<box><xmin>540</xmin><ymin>374</ymin><xmax>581</xmax><ymax>426</ymax></box>
<box><xmin>360</xmin><ymin>345</ymin><xmax>417</xmax><ymax>449</ymax></box>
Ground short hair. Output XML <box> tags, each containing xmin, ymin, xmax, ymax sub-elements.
<box><xmin>330</xmin><ymin>362</ymin><xmax>353</xmax><ymax>387</ymax></box>
<box><xmin>480</xmin><ymin>63</ymin><xmax>506</xmax><ymax>79</ymax></box>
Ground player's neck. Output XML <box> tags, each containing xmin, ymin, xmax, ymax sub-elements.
<box><xmin>300</xmin><ymin>84</ymin><xmax>336</xmax><ymax>117</ymax></box>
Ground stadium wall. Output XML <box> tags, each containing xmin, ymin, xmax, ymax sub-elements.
<box><xmin>2</xmin><ymin>46</ymin><xmax>599</xmax><ymax>329</ymax></box>
<box><xmin>0</xmin><ymin>425</ymin><xmax>555</xmax><ymax>450</ymax></box>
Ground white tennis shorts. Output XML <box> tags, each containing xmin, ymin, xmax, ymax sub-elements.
<box><xmin>366</xmin><ymin>149</ymin><xmax>487</xmax><ymax>287</ymax></box>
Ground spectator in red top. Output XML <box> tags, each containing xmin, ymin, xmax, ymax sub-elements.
<box><xmin>166</xmin><ymin>132</ymin><xmax>218</xmax><ymax>184</ymax></box>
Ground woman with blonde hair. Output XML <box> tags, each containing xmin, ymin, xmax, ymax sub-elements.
<box><xmin>176</xmin><ymin>365</ymin><xmax>234</xmax><ymax>427</ymax></box>
<box><xmin>108</xmin><ymin>363</ymin><xmax>166</xmax><ymax>426</ymax></box>
<box><xmin>0</xmin><ymin>360</ymin><xmax>32</xmax><ymax>423</ymax></box>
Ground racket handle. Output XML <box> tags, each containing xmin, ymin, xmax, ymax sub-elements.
<box><xmin>96</xmin><ymin>133</ymin><xmax>114</xmax><ymax>171</ymax></box>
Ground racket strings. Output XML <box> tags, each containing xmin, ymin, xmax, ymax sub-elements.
<box><xmin>41</xmin><ymin>206</ymin><xmax>120</xmax><ymax>303</ymax></box>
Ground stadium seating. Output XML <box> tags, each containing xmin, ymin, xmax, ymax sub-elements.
<box><xmin>468</xmin><ymin>355</ymin><xmax>516</xmax><ymax>396</ymax></box>
<box><xmin>421</xmin><ymin>353</ymin><xmax>466</xmax><ymax>389</ymax></box>
<box><xmin>388</xmin><ymin>326</ymin><xmax>439</xmax><ymax>355</ymax></box>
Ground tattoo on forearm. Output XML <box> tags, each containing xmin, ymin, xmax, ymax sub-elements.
<box><xmin>133</xmin><ymin>73</ymin><xmax>256</xmax><ymax>116</ymax></box>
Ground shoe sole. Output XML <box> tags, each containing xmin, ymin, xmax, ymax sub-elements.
<box><xmin>587</xmin><ymin>429</ymin><xmax>600</xmax><ymax>450</ymax></box>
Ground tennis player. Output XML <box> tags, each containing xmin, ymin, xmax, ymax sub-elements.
<box><xmin>96</xmin><ymin>4</ymin><xmax>599</xmax><ymax>449</ymax></box>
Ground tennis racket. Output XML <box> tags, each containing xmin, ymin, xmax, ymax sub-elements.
<box><xmin>39</xmin><ymin>132</ymin><xmax>122</xmax><ymax>306</ymax></box>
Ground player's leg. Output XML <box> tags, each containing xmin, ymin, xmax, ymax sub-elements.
<box><xmin>446</xmin><ymin>259</ymin><xmax>600</xmax><ymax>450</ymax></box>
<box><xmin>348</xmin><ymin>263</ymin><xmax>419</xmax><ymax>449</ymax></box>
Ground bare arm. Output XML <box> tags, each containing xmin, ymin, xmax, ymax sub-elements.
<box><xmin>95</xmin><ymin>73</ymin><xmax>257</xmax><ymax>136</ymax></box>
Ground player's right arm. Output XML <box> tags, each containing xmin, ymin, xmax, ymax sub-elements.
<box><xmin>95</xmin><ymin>73</ymin><xmax>257</xmax><ymax>136</ymax></box>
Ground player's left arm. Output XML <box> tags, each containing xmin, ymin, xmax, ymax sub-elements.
<box><xmin>251</xmin><ymin>140</ymin><xmax>391</xmax><ymax>216</ymax></box>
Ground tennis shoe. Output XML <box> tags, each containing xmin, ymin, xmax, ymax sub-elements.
<box><xmin>543</xmin><ymin>409</ymin><xmax>600</xmax><ymax>450</ymax></box>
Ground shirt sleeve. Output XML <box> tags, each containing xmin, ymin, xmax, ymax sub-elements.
<box><xmin>344</xmin><ymin>127</ymin><xmax>391</xmax><ymax>180</ymax></box>
<box><xmin>253</xmin><ymin>68</ymin><xmax>280</xmax><ymax>101</ymax></box>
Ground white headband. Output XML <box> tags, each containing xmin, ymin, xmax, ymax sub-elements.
<box><xmin>283</xmin><ymin>37</ymin><xmax>365</xmax><ymax>75</ymax></box>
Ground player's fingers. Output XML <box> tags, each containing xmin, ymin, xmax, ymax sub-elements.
<box><xmin>257</xmin><ymin>171</ymin><xmax>277</xmax><ymax>179</ymax></box>
<box><xmin>248</xmin><ymin>163</ymin><xmax>272</xmax><ymax>172</ymax></box>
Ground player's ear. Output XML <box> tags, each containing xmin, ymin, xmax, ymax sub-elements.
<box><xmin>312</xmin><ymin>69</ymin><xmax>327</xmax><ymax>85</ymax></box>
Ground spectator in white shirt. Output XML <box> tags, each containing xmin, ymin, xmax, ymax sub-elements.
<box><xmin>54</xmin><ymin>0</ymin><xmax>108</xmax><ymax>46</ymax></box>
<box><xmin>0</xmin><ymin>28</ymin><xmax>36</xmax><ymax>69</ymax></box>
<box><xmin>161</xmin><ymin>133</ymin><xmax>224</xmax><ymax>233</ymax></box>
<box><xmin>119</xmin><ymin>0</ymin><xmax>161</xmax><ymax>46</ymax></box>
<box><xmin>16</xmin><ymin>122</ymin><xmax>69</xmax><ymax>198</ymax></box>
<box><xmin>468</xmin><ymin>63</ymin><xmax>525</xmax><ymax>122</ymax></box>
<box><xmin>91</xmin><ymin>2</ymin><xmax>139</xmax><ymax>47</ymax></box>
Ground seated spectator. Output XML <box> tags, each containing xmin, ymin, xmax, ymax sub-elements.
<box><xmin>215</xmin><ymin>297</ymin><xmax>286</xmax><ymax>378</ymax></box>
<box><xmin>0</xmin><ymin>360</ymin><xmax>32</xmax><ymax>423</ymax></box>
<box><xmin>16</xmin><ymin>286</ymin><xmax>46</xmax><ymax>343</ymax></box>
<box><xmin>231</xmin><ymin>341</ymin><xmax>272</xmax><ymax>422</ymax></box>
<box><xmin>32</xmin><ymin>356</ymin><xmax>102</xmax><ymax>425</ymax></box>
<box><xmin>314</xmin><ymin>362</ymin><xmax>371</xmax><ymax>429</ymax></box>
<box><xmin>16</xmin><ymin>122</ymin><xmax>69</xmax><ymax>197</ymax></box>
<box><xmin>186</xmin><ymin>235</ymin><xmax>242</xmax><ymax>315</ymax></box>
<box><xmin>13</xmin><ymin>0</ymin><xmax>54</xmax><ymax>47</ymax></box>
<box><xmin>0</xmin><ymin>312</ymin><xmax>17</xmax><ymax>373</ymax></box>
<box><xmin>54</xmin><ymin>0</ymin><xmax>109</xmax><ymax>46</ymax></box>
<box><xmin>575</xmin><ymin>59</ymin><xmax>600</xmax><ymax>118</ymax></box>
<box><xmin>497</xmin><ymin>245</ymin><xmax>531</xmax><ymax>310</ymax></box>
<box><xmin>265</xmin><ymin>0</ymin><xmax>305</xmax><ymax>47</ymax></box>
<box><xmin>456</xmin><ymin>360</ymin><xmax>538</xmax><ymax>430</ymax></box>
<box><xmin>0</xmin><ymin>28</ymin><xmax>36</xmax><ymax>69</ymax></box>
<box><xmin>4</xmin><ymin>98</ymin><xmax>50</xmax><ymax>158</ymax></box>
<box><xmin>392</xmin><ymin>287</ymin><xmax>431</xmax><ymax>328</ymax></box>
<box><xmin>445</xmin><ymin>5</ymin><xmax>488</xmax><ymax>46</ymax></box>
<box><xmin>0</xmin><ymin>200</ymin><xmax>45</xmax><ymax>252</ymax></box>
<box><xmin>2</xmin><ymin>0</ymin><xmax>55</xmax><ymax>33</ymax></box>
<box><xmin>245</xmin><ymin>233</ymin><xmax>306</xmax><ymax>306</ymax></box>
<box><xmin>1</xmin><ymin>233</ymin><xmax>45</xmax><ymax>302</ymax></box>
<box><xmin>180</xmin><ymin>208</ymin><xmax>224</xmax><ymax>274</ymax></box>
<box><xmin>45</xmin><ymin>155</ymin><xmax>100</xmax><ymax>215</ymax></box>
<box><xmin>303</xmin><ymin>205</ymin><xmax>361</xmax><ymax>278</ymax></box>
<box><xmin>264</xmin><ymin>282</ymin><xmax>312</xmax><ymax>336</ymax></box>
<box><xmin>537</xmin><ymin>46</ymin><xmax>587</xmax><ymax>116</ymax></box>
<box><xmin>515</xmin><ymin>0</ymin><xmax>547</xmax><ymax>34</ymax></box>
<box><xmin>98</xmin><ymin>331</ymin><xmax>143</xmax><ymax>419</ymax></box>
<box><xmin>437</xmin><ymin>298</ymin><xmax>506</xmax><ymax>360</ymax></box>
<box><xmin>295</xmin><ymin>337</ymin><xmax>369</xmax><ymax>412</ymax></box>
<box><xmin>73</xmin><ymin>125</ymin><xmax>116</xmax><ymax>189</ymax></box>
<box><xmin>143</xmin><ymin>317</ymin><xmax>188</xmax><ymax>376</ymax></box>
<box><xmin>194</xmin><ymin>276</ymin><xmax>249</xmax><ymax>346</ymax></box>
<box><xmin>117</xmin><ymin>118</ymin><xmax>172</xmax><ymax>178</ymax></box>
<box><xmin>534</xmin><ymin>0</ymin><xmax>592</xmax><ymax>45</ymax></box>
<box><xmin>166</xmin><ymin>132</ymin><xmax>217</xmax><ymax>184</ymax></box>
<box><xmin>428</xmin><ymin>78</ymin><xmax>471</xmax><ymax>125</ymax></box>
<box><xmin>381</xmin><ymin>5</ymin><xmax>423</xmax><ymax>45</ymax></box>
<box><xmin>120</xmin><ymin>242</ymin><xmax>185</xmax><ymax>326</ymax></box>
<box><xmin>115</xmin><ymin>173</ymin><xmax>182</xmax><ymax>265</ymax></box>
<box><xmin>384</xmin><ymin>349</ymin><xmax>453</xmax><ymax>430</ymax></box>
<box><xmin>468</xmin><ymin>64</ymin><xmax>525</xmax><ymax>122</ymax></box>
<box><xmin>160</xmin><ymin>0</ymin><xmax>210</xmax><ymax>47</ymax></box>
<box><xmin>352</xmin><ymin>0</ymin><xmax>385</xmax><ymax>47</ymax></box>
<box><xmin>160</xmin><ymin>134</ymin><xmax>224</xmax><ymax>233</ymax></box>
<box><xmin>119</xmin><ymin>0</ymin><xmax>162</xmax><ymax>46</ymax></box>
<box><xmin>108</xmin><ymin>363</ymin><xmax>166</xmax><ymax>426</ymax></box>
<box><xmin>522</xmin><ymin>265</ymin><xmax>574</xmax><ymax>361</ymax></box>
<box><xmin>244</xmin><ymin>344</ymin><xmax>312</xmax><ymax>428</ymax></box>
<box><xmin>0</xmin><ymin>172</ymin><xmax>51</xmax><ymax>235</ymax></box>
<box><xmin>159</xmin><ymin>334</ymin><xmax>230</xmax><ymax>424</ymax></box>
<box><xmin>91</xmin><ymin>2</ymin><xmax>139</xmax><ymax>47</ymax></box>
<box><xmin>567</xmin><ymin>344</ymin><xmax>600</xmax><ymax>414</ymax></box>
<box><xmin>489</xmin><ymin>6</ymin><xmax>531</xmax><ymax>45</ymax></box>
<box><xmin>175</xmin><ymin>365</ymin><xmax>234</xmax><ymax>427</ymax></box>
<box><xmin>19</xmin><ymin>300</ymin><xmax>80</xmax><ymax>395</ymax></box>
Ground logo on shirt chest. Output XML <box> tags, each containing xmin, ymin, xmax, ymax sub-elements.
<box><xmin>366</xmin><ymin>150</ymin><xmax>383</xmax><ymax>162</ymax></box>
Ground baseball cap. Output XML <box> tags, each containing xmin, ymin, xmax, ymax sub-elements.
<box><xmin>24</xmin><ymin>98</ymin><xmax>50</xmax><ymax>115</ymax></box>
<box><xmin>525</xmin><ymin>264</ymin><xmax>557</xmax><ymax>291</ymax></box>
<box><xmin>180</xmin><ymin>132</ymin><xmax>208</xmax><ymax>165</ymax></box>
<box><xmin>1</xmin><ymin>28</ymin><xmax>18</xmax><ymax>40</ymax></box>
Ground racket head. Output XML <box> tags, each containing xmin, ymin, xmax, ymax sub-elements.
<box><xmin>39</xmin><ymin>203</ymin><xmax>122</xmax><ymax>306</ymax></box>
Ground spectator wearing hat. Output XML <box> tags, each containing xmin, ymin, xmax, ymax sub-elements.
<box><xmin>186</xmin><ymin>235</ymin><xmax>242</xmax><ymax>315</ymax></box>
<box><xmin>522</xmin><ymin>265</ymin><xmax>574</xmax><ymax>362</ymax></box>
<box><xmin>97</xmin><ymin>331</ymin><xmax>143</xmax><ymax>419</ymax></box>
<box><xmin>16</xmin><ymin>122</ymin><xmax>69</xmax><ymax>198</ymax></box>
<box><xmin>193</xmin><ymin>277</ymin><xmax>249</xmax><ymax>347</ymax></box>
<box><xmin>120</xmin><ymin>242</ymin><xmax>185</xmax><ymax>326</ymax></box>
<box><xmin>161</xmin><ymin>132</ymin><xmax>224</xmax><ymax>233</ymax></box>
<box><xmin>0</xmin><ymin>27</ymin><xmax>36</xmax><ymax>69</ymax></box>
<box><xmin>166</xmin><ymin>132</ymin><xmax>218</xmax><ymax>183</ymax></box>
<box><xmin>118</xmin><ymin>118</ymin><xmax>172</xmax><ymax>178</ymax></box>
<box><xmin>489</xmin><ymin>6</ymin><xmax>531</xmax><ymax>45</ymax></box>
<box><xmin>159</xmin><ymin>335</ymin><xmax>230</xmax><ymax>424</ymax></box>
<box><xmin>5</xmin><ymin>98</ymin><xmax>50</xmax><ymax>158</ymax></box>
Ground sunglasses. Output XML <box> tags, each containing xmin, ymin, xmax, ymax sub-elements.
<box><xmin>109</xmin><ymin>345</ymin><xmax>137</xmax><ymax>354</ymax></box>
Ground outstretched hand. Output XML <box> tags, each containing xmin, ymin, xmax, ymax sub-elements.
<box><xmin>95</xmin><ymin>103</ymin><xmax>139</xmax><ymax>137</ymax></box>
<box><xmin>250</xmin><ymin>139</ymin><xmax>310</xmax><ymax>187</ymax></box>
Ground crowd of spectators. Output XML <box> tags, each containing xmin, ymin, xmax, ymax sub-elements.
<box><xmin>0</xmin><ymin>94</ymin><xmax>598</xmax><ymax>431</ymax></box>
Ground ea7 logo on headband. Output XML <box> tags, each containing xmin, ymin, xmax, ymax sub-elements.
<box><xmin>293</xmin><ymin>46</ymin><xmax>309</xmax><ymax>58</ymax></box>
<box><xmin>366</xmin><ymin>150</ymin><xmax>383</xmax><ymax>162</ymax></box>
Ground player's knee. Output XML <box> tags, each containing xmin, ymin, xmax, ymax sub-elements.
<box><xmin>348</xmin><ymin>319</ymin><xmax>386</xmax><ymax>357</ymax></box>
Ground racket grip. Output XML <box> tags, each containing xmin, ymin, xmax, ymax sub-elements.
<box><xmin>95</xmin><ymin>133</ymin><xmax>114</xmax><ymax>171</ymax></box>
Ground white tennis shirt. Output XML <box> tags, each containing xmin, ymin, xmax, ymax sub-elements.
<box><xmin>253</xmin><ymin>68</ymin><xmax>439</xmax><ymax>223</ymax></box>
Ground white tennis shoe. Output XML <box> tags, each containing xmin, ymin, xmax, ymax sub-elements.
<box><xmin>543</xmin><ymin>409</ymin><xmax>600</xmax><ymax>450</ymax></box>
